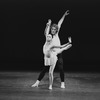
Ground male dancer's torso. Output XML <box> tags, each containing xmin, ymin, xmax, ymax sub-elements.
<box><xmin>51</xmin><ymin>34</ymin><xmax>61</xmax><ymax>47</ymax></box>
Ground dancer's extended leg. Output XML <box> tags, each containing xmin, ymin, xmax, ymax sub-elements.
<box><xmin>56</xmin><ymin>43</ymin><xmax>72</xmax><ymax>54</ymax></box>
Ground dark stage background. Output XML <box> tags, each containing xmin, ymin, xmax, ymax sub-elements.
<box><xmin>0</xmin><ymin>0</ymin><xmax>100</xmax><ymax>72</ymax></box>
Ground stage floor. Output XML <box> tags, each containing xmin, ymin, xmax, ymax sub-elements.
<box><xmin>0</xmin><ymin>72</ymin><xmax>100</xmax><ymax>100</ymax></box>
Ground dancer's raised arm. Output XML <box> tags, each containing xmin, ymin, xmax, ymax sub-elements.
<box><xmin>57</xmin><ymin>10</ymin><xmax>69</xmax><ymax>33</ymax></box>
<box><xmin>44</xmin><ymin>19</ymin><xmax>51</xmax><ymax>36</ymax></box>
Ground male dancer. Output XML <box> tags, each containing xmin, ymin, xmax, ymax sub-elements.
<box><xmin>32</xmin><ymin>10</ymin><xmax>70</xmax><ymax>89</ymax></box>
<box><xmin>49</xmin><ymin>10</ymin><xmax>69</xmax><ymax>88</ymax></box>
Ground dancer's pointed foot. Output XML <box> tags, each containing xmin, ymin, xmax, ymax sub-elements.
<box><xmin>49</xmin><ymin>85</ymin><xmax>52</xmax><ymax>90</ymax></box>
<box><xmin>31</xmin><ymin>80</ymin><xmax>40</xmax><ymax>87</ymax></box>
<box><xmin>68</xmin><ymin>37</ymin><xmax>72</xmax><ymax>43</ymax></box>
<box><xmin>31</xmin><ymin>83</ymin><xmax>39</xmax><ymax>87</ymax></box>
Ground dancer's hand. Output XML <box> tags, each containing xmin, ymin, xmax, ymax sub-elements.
<box><xmin>46</xmin><ymin>19</ymin><xmax>51</xmax><ymax>26</ymax></box>
<box><xmin>65</xmin><ymin>10</ymin><xmax>69</xmax><ymax>16</ymax></box>
<box><xmin>48</xmin><ymin>19</ymin><xmax>52</xmax><ymax>24</ymax></box>
<box><xmin>68</xmin><ymin>37</ymin><xmax>72</xmax><ymax>43</ymax></box>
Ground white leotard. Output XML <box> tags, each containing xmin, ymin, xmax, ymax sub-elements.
<box><xmin>43</xmin><ymin>41</ymin><xmax>58</xmax><ymax>66</ymax></box>
<box><xmin>43</xmin><ymin>33</ymin><xmax>61</xmax><ymax>66</ymax></box>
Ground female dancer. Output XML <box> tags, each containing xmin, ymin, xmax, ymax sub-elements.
<box><xmin>31</xmin><ymin>19</ymin><xmax>52</xmax><ymax>88</ymax></box>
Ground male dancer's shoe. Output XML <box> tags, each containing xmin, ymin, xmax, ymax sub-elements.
<box><xmin>61</xmin><ymin>82</ymin><xmax>65</xmax><ymax>89</ymax></box>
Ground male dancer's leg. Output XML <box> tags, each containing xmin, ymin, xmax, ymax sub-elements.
<box><xmin>38</xmin><ymin>66</ymin><xmax>49</xmax><ymax>81</ymax></box>
<box><xmin>32</xmin><ymin>66</ymin><xmax>49</xmax><ymax>87</ymax></box>
<box><xmin>57</xmin><ymin>44</ymin><xmax>72</xmax><ymax>88</ymax></box>
<box><xmin>58</xmin><ymin>53</ymin><xmax>64</xmax><ymax>82</ymax></box>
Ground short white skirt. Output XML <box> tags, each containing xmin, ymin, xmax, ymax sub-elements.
<box><xmin>44</xmin><ymin>55</ymin><xmax>58</xmax><ymax>66</ymax></box>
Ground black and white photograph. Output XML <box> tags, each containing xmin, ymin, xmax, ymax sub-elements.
<box><xmin>0</xmin><ymin>0</ymin><xmax>100</xmax><ymax>100</ymax></box>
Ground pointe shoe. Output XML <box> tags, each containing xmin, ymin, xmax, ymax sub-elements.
<box><xmin>68</xmin><ymin>37</ymin><xmax>72</xmax><ymax>43</ymax></box>
<box><xmin>61</xmin><ymin>82</ymin><xmax>65</xmax><ymax>89</ymax></box>
<box><xmin>49</xmin><ymin>85</ymin><xmax>52</xmax><ymax>90</ymax></box>
<box><xmin>32</xmin><ymin>80</ymin><xmax>40</xmax><ymax>87</ymax></box>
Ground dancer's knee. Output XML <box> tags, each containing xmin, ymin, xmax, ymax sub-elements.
<box><xmin>49</xmin><ymin>67</ymin><xmax>53</xmax><ymax>76</ymax></box>
<box><xmin>49</xmin><ymin>71</ymin><xmax>52</xmax><ymax>77</ymax></box>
